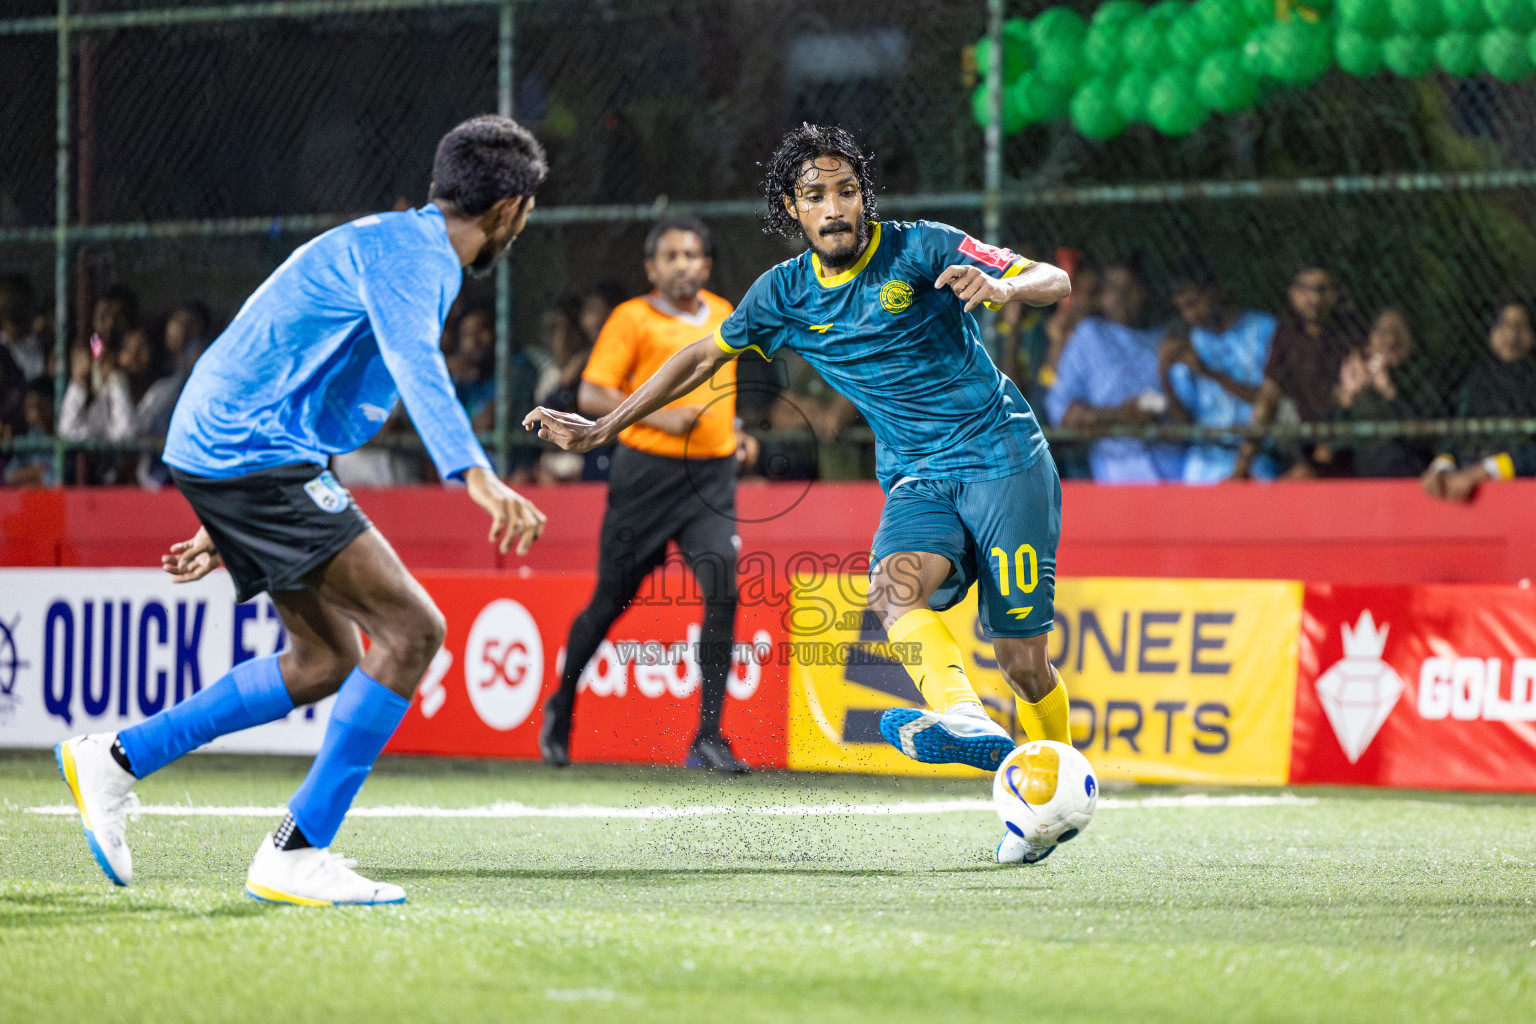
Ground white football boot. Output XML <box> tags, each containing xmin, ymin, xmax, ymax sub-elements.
<box><xmin>995</xmin><ymin>830</ymin><xmax>1055</xmax><ymax>865</ymax></box>
<box><xmin>245</xmin><ymin>833</ymin><xmax>406</xmax><ymax>906</ymax></box>
<box><xmin>55</xmin><ymin>732</ymin><xmax>139</xmax><ymax>886</ymax></box>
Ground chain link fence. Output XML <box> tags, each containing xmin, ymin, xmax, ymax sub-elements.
<box><xmin>2</xmin><ymin>0</ymin><xmax>1534</xmax><ymax>485</ymax></box>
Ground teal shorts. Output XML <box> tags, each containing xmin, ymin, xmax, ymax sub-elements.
<box><xmin>870</xmin><ymin>453</ymin><xmax>1061</xmax><ymax>639</ymax></box>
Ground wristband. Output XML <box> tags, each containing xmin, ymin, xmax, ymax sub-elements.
<box><xmin>1482</xmin><ymin>454</ymin><xmax>1516</xmax><ymax>481</ymax></box>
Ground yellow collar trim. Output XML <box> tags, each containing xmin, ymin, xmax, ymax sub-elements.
<box><xmin>812</xmin><ymin>222</ymin><xmax>882</xmax><ymax>288</ymax></box>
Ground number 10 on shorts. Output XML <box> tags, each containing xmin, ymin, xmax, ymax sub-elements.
<box><xmin>990</xmin><ymin>544</ymin><xmax>1038</xmax><ymax>596</ymax></box>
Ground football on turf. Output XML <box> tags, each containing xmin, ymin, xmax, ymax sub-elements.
<box><xmin>992</xmin><ymin>740</ymin><xmax>1098</xmax><ymax>847</ymax></box>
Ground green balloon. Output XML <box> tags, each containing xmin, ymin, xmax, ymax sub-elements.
<box><xmin>1124</xmin><ymin>13</ymin><xmax>1174</xmax><ymax>67</ymax></box>
<box><xmin>1241</xmin><ymin>23</ymin><xmax>1277</xmax><ymax>77</ymax></box>
<box><xmin>1391</xmin><ymin>0</ymin><xmax>1448</xmax><ymax>33</ymax></box>
<box><xmin>1085</xmin><ymin>21</ymin><xmax>1129</xmax><ymax>76</ymax></box>
<box><xmin>1339</xmin><ymin>0</ymin><xmax>1396</xmax><ymax>36</ymax></box>
<box><xmin>1243</xmin><ymin>0</ymin><xmax>1276</xmax><ymax>21</ymax></box>
<box><xmin>1442</xmin><ymin>0</ymin><xmax>1491</xmax><ymax>30</ymax></box>
<box><xmin>1094</xmin><ymin>0</ymin><xmax>1145</xmax><ymax>27</ymax></box>
<box><xmin>1115</xmin><ymin>66</ymin><xmax>1157</xmax><ymax>122</ymax></box>
<box><xmin>1196</xmin><ymin>48</ymin><xmax>1260</xmax><ymax>111</ymax></box>
<box><xmin>1071</xmin><ymin>78</ymin><xmax>1126</xmax><ymax>139</ymax></box>
<box><xmin>1150</xmin><ymin>1</ymin><xmax>1189</xmax><ymax>23</ymax></box>
<box><xmin>1335</xmin><ymin>29</ymin><xmax>1387</xmax><ymax>74</ymax></box>
<box><xmin>1195</xmin><ymin>0</ymin><xmax>1253</xmax><ymax>48</ymax></box>
<box><xmin>1263</xmin><ymin>19</ymin><xmax>1334</xmax><ymax>83</ymax></box>
<box><xmin>1011</xmin><ymin>72</ymin><xmax>1073</xmax><ymax>123</ymax></box>
<box><xmin>1482</xmin><ymin>26</ymin><xmax>1535</xmax><ymax>78</ymax></box>
<box><xmin>1036</xmin><ymin>37</ymin><xmax>1090</xmax><ymax>89</ymax></box>
<box><xmin>972</xmin><ymin>82</ymin><xmax>1031</xmax><ymax>133</ymax></box>
<box><xmin>1436</xmin><ymin>30</ymin><xmax>1484</xmax><ymax>72</ymax></box>
<box><xmin>1148</xmin><ymin>69</ymin><xmax>1208</xmax><ymax>135</ymax></box>
<box><xmin>1031</xmin><ymin>6</ymin><xmax>1089</xmax><ymax>50</ymax></box>
<box><xmin>1169</xmin><ymin>10</ymin><xmax>1211</xmax><ymax>64</ymax></box>
<box><xmin>1383</xmin><ymin>32</ymin><xmax>1436</xmax><ymax>74</ymax></box>
<box><xmin>1484</xmin><ymin>0</ymin><xmax>1536</xmax><ymax>32</ymax></box>
<box><xmin>976</xmin><ymin>23</ymin><xmax>1035</xmax><ymax>83</ymax></box>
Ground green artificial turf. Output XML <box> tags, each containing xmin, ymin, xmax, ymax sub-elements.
<box><xmin>2</xmin><ymin>750</ymin><xmax>1534</xmax><ymax>1023</ymax></box>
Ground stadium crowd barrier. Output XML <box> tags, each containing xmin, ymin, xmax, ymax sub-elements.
<box><xmin>3</xmin><ymin>480</ymin><xmax>1534</xmax><ymax>790</ymax></box>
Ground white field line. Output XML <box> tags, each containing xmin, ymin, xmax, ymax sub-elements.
<box><xmin>22</xmin><ymin>793</ymin><xmax>1316</xmax><ymax>820</ymax></box>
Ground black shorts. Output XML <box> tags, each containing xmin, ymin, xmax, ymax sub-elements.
<box><xmin>597</xmin><ymin>444</ymin><xmax>738</xmax><ymax>599</ymax></box>
<box><xmin>170</xmin><ymin>463</ymin><xmax>372</xmax><ymax>603</ymax></box>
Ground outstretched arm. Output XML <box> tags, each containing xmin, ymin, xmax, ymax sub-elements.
<box><xmin>936</xmin><ymin>260</ymin><xmax>1071</xmax><ymax>313</ymax></box>
<box><xmin>525</xmin><ymin>336</ymin><xmax>733</xmax><ymax>453</ymax></box>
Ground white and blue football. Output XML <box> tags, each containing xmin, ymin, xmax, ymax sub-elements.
<box><xmin>992</xmin><ymin>740</ymin><xmax>1098</xmax><ymax>848</ymax></box>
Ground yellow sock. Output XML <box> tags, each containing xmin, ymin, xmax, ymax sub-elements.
<box><xmin>1016</xmin><ymin>673</ymin><xmax>1071</xmax><ymax>744</ymax></box>
<box><xmin>887</xmin><ymin>609</ymin><xmax>980</xmax><ymax>713</ymax></box>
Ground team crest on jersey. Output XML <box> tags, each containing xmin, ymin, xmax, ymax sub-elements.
<box><xmin>880</xmin><ymin>280</ymin><xmax>915</xmax><ymax>313</ymax></box>
<box><xmin>958</xmin><ymin>234</ymin><xmax>1018</xmax><ymax>271</ymax></box>
<box><xmin>303</xmin><ymin>470</ymin><xmax>351</xmax><ymax>514</ymax></box>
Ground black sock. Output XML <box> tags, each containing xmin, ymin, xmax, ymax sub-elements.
<box><xmin>273</xmin><ymin>812</ymin><xmax>313</xmax><ymax>851</ymax></box>
<box><xmin>109</xmin><ymin>738</ymin><xmax>139</xmax><ymax>778</ymax></box>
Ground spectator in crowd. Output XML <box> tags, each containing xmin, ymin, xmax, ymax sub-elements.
<box><xmin>1234</xmin><ymin>263</ymin><xmax>1363</xmax><ymax>478</ymax></box>
<box><xmin>579</xmin><ymin>280</ymin><xmax>627</xmax><ymax>348</ymax></box>
<box><xmin>0</xmin><ymin>275</ymin><xmax>45</xmax><ymax>381</ymax></box>
<box><xmin>3</xmin><ymin>380</ymin><xmax>56</xmax><ymax>487</ymax></box>
<box><xmin>164</xmin><ymin>302</ymin><xmax>211</xmax><ymax>376</ymax></box>
<box><xmin>999</xmin><ymin>256</ymin><xmax>1097</xmax><ymax>480</ymax></box>
<box><xmin>59</xmin><ymin>340</ymin><xmax>133</xmax><ymax>444</ymax></box>
<box><xmin>89</xmin><ymin>284</ymin><xmax>138</xmax><ymax>352</ymax></box>
<box><xmin>117</xmin><ymin>325</ymin><xmax>169</xmax><ymax>412</ymax></box>
<box><xmin>1000</xmin><ymin>253</ymin><xmax>1098</xmax><ymax>417</ymax></box>
<box><xmin>1160</xmin><ymin>264</ymin><xmax>1277</xmax><ymax>483</ymax></box>
<box><xmin>446</xmin><ymin>305</ymin><xmax>497</xmax><ymax>431</ymax></box>
<box><xmin>1329</xmin><ymin>309</ymin><xmax>1442</xmax><ymax>478</ymax></box>
<box><xmin>59</xmin><ymin>333</ymin><xmax>134</xmax><ymax>483</ymax></box>
<box><xmin>122</xmin><ymin>321</ymin><xmax>198</xmax><ymax>488</ymax></box>
<box><xmin>0</xmin><ymin>343</ymin><xmax>26</xmax><ymax>441</ymax></box>
<box><xmin>1045</xmin><ymin>259</ymin><xmax>1182</xmax><ymax>483</ymax></box>
<box><xmin>1422</xmin><ymin>299</ymin><xmax>1536</xmax><ymax>501</ymax></box>
<box><xmin>533</xmin><ymin>296</ymin><xmax>600</xmax><ymax>481</ymax></box>
<box><xmin>534</xmin><ymin>296</ymin><xmax>593</xmax><ymax>411</ymax></box>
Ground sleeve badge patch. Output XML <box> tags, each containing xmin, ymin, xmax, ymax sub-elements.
<box><xmin>958</xmin><ymin>235</ymin><xmax>1019</xmax><ymax>271</ymax></box>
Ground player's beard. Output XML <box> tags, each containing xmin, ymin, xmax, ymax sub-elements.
<box><xmin>810</xmin><ymin>218</ymin><xmax>869</xmax><ymax>272</ymax></box>
<box><xmin>467</xmin><ymin>227</ymin><xmax>516</xmax><ymax>278</ymax></box>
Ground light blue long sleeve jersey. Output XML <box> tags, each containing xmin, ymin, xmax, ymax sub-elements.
<box><xmin>163</xmin><ymin>204</ymin><xmax>491</xmax><ymax>481</ymax></box>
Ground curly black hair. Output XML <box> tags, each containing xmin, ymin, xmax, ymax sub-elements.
<box><xmin>758</xmin><ymin>123</ymin><xmax>878</xmax><ymax>239</ymax></box>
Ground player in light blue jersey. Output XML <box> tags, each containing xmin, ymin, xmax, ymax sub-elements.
<box><xmin>56</xmin><ymin>115</ymin><xmax>550</xmax><ymax>904</ymax></box>
<box><xmin>527</xmin><ymin>125</ymin><xmax>1074</xmax><ymax>865</ymax></box>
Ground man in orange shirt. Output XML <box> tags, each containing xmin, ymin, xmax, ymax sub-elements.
<box><xmin>540</xmin><ymin>215</ymin><xmax>751</xmax><ymax>772</ymax></box>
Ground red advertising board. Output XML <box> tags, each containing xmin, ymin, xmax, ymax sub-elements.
<box><xmin>387</xmin><ymin>571</ymin><xmax>789</xmax><ymax>767</ymax></box>
<box><xmin>1292</xmin><ymin>583</ymin><xmax>1536</xmax><ymax>792</ymax></box>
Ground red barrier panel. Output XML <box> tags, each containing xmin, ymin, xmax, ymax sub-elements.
<box><xmin>388</xmin><ymin>571</ymin><xmax>789</xmax><ymax>767</ymax></box>
<box><xmin>1292</xmin><ymin>582</ymin><xmax>1536</xmax><ymax>792</ymax></box>
<box><xmin>4</xmin><ymin>478</ymin><xmax>1535</xmax><ymax>583</ymax></box>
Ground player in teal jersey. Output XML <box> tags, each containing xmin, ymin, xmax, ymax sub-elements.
<box><xmin>528</xmin><ymin>125</ymin><xmax>1073</xmax><ymax>863</ymax></box>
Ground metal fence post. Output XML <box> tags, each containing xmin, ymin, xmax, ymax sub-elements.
<box><xmin>980</xmin><ymin>0</ymin><xmax>1003</xmax><ymax>360</ymax></box>
<box><xmin>493</xmin><ymin>0</ymin><xmax>515</xmax><ymax>478</ymax></box>
<box><xmin>52</xmin><ymin>0</ymin><xmax>70</xmax><ymax>487</ymax></box>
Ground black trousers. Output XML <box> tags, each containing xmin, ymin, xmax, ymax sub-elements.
<box><xmin>558</xmin><ymin>444</ymin><xmax>740</xmax><ymax>734</ymax></box>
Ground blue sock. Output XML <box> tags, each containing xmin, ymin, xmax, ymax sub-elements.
<box><xmin>285</xmin><ymin>668</ymin><xmax>409</xmax><ymax>849</ymax></box>
<box><xmin>117</xmin><ymin>654</ymin><xmax>294</xmax><ymax>777</ymax></box>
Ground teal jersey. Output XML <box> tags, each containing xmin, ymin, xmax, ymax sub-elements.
<box><xmin>714</xmin><ymin>220</ymin><xmax>1048</xmax><ymax>491</ymax></box>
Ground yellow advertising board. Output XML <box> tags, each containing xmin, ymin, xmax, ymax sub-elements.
<box><xmin>786</xmin><ymin>576</ymin><xmax>1302</xmax><ymax>785</ymax></box>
